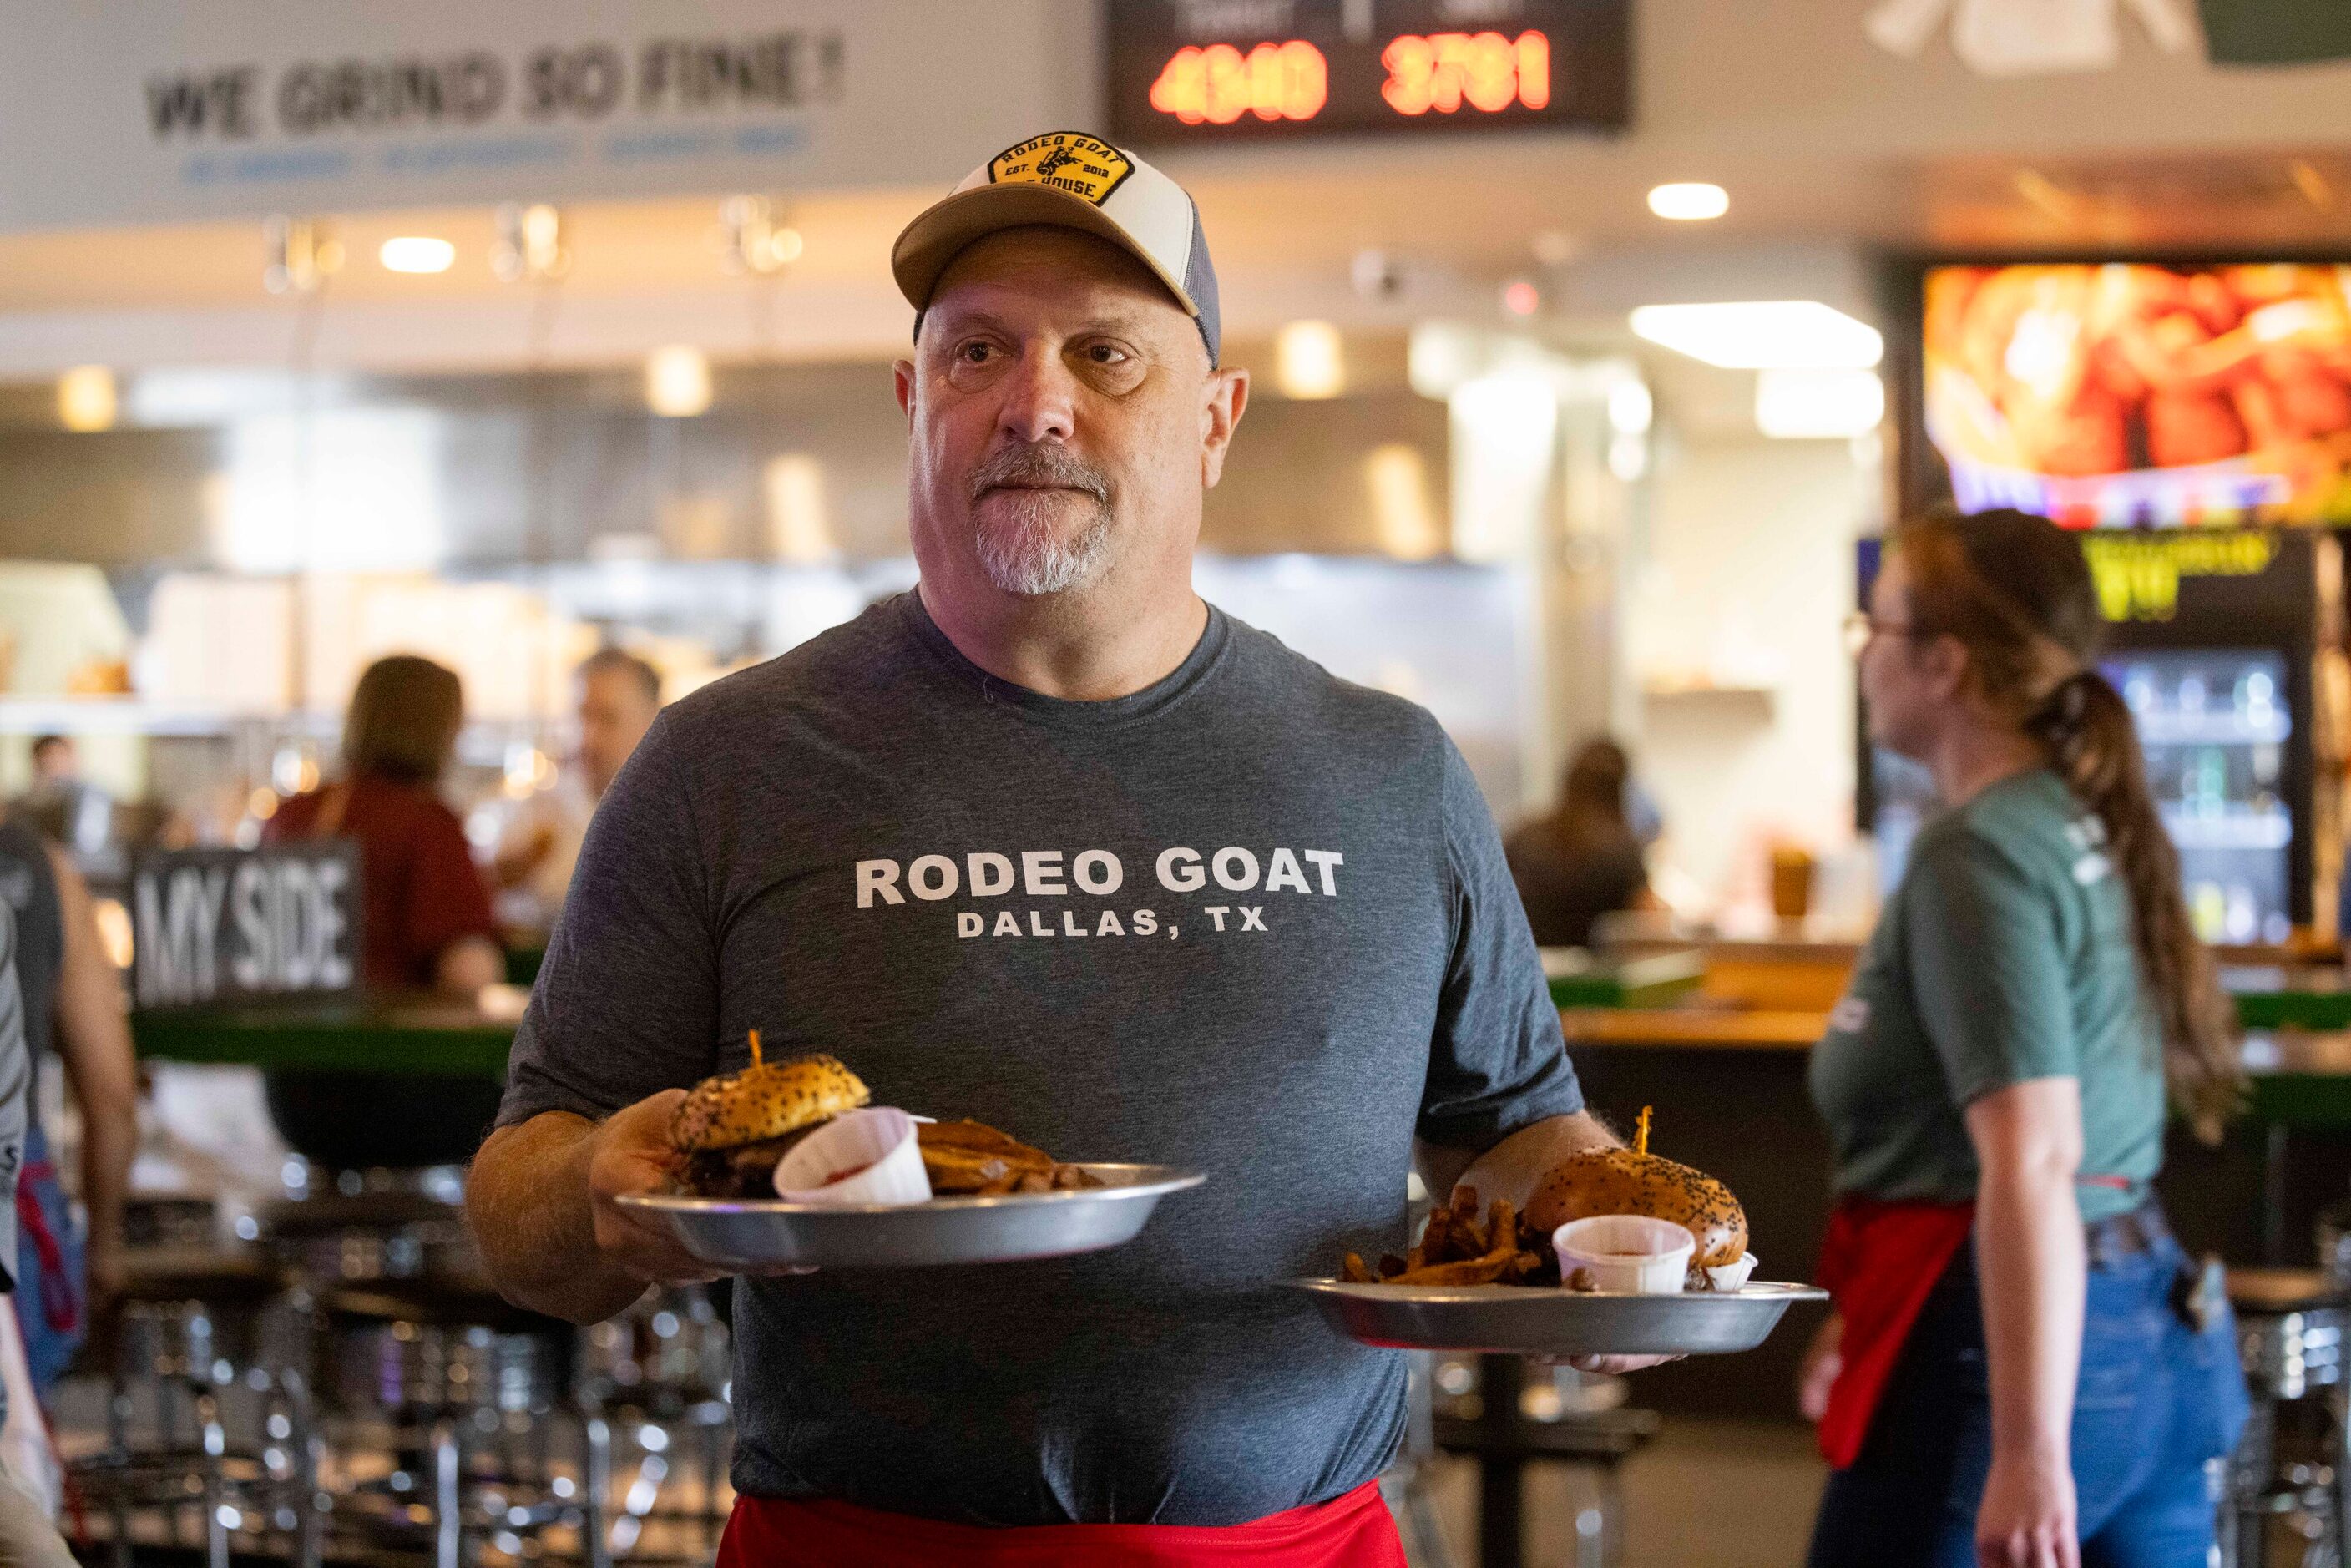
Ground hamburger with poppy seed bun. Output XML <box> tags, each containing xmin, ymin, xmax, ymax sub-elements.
<box><xmin>671</xmin><ymin>1035</ymin><xmax>869</xmax><ymax>1198</ymax></box>
<box><xmin>1525</xmin><ymin>1107</ymin><xmax>1748</xmax><ymax>1274</ymax></box>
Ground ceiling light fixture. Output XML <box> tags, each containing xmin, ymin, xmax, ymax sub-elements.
<box><xmin>380</xmin><ymin>236</ymin><xmax>457</xmax><ymax>274</ymax></box>
<box><xmin>1629</xmin><ymin>301</ymin><xmax>1883</xmax><ymax>369</ymax></box>
<box><xmin>645</xmin><ymin>346</ymin><xmax>713</xmax><ymax>417</ymax></box>
<box><xmin>1274</xmin><ymin>320</ymin><xmax>1346</xmax><ymax>399</ymax></box>
<box><xmin>1647</xmin><ymin>182</ymin><xmax>1729</xmax><ymax>220</ymax></box>
<box><xmin>56</xmin><ymin>366</ymin><xmax>118</xmax><ymax>432</ymax></box>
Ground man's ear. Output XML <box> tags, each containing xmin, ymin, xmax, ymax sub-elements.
<box><xmin>1200</xmin><ymin>367</ymin><xmax>1250</xmax><ymax>489</ymax></box>
<box><xmin>893</xmin><ymin>358</ymin><xmax>918</xmax><ymax>424</ymax></box>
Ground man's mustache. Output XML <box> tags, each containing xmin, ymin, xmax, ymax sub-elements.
<box><xmin>967</xmin><ymin>443</ymin><xmax>1112</xmax><ymax>506</ymax></box>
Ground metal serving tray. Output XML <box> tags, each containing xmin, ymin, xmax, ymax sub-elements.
<box><xmin>1288</xmin><ymin>1278</ymin><xmax>1828</xmax><ymax>1357</ymax></box>
<box><xmin>618</xmin><ymin>1164</ymin><xmax>1206</xmax><ymax>1272</ymax></box>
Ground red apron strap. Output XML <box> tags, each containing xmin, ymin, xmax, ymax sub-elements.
<box><xmin>15</xmin><ymin>1159</ymin><xmax>78</xmax><ymax>1336</ymax></box>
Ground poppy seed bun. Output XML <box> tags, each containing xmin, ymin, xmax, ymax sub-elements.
<box><xmin>1526</xmin><ymin>1147</ymin><xmax>1748</xmax><ymax>1268</ymax></box>
<box><xmin>670</xmin><ymin>1052</ymin><xmax>869</xmax><ymax>1154</ymax></box>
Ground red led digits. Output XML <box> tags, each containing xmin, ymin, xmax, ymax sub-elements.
<box><xmin>1148</xmin><ymin>40</ymin><xmax>1327</xmax><ymax>124</ymax></box>
<box><xmin>1380</xmin><ymin>30</ymin><xmax>1550</xmax><ymax>116</ymax></box>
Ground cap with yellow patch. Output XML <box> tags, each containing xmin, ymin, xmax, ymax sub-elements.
<box><xmin>892</xmin><ymin>131</ymin><xmax>1221</xmax><ymax>365</ymax></box>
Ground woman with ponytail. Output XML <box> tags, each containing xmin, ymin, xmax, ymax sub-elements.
<box><xmin>1802</xmin><ymin>508</ymin><xmax>2247</xmax><ymax>1568</ymax></box>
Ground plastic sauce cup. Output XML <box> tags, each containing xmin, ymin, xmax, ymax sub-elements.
<box><xmin>773</xmin><ymin>1107</ymin><xmax>933</xmax><ymax>1206</ymax></box>
<box><xmin>1704</xmin><ymin>1252</ymin><xmax>1759</xmax><ymax>1292</ymax></box>
<box><xmin>1551</xmin><ymin>1216</ymin><xmax>1696</xmax><ymax>1295</ymax></box>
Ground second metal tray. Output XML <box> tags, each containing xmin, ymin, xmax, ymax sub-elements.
<box><xmin>1288</xmin><ymin>1278</ymin><xmax>1828</xmax><ymax>1357</ymax></box>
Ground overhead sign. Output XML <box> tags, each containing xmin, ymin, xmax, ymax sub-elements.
<box><xmin>131</xmin><ymin>842</ymin><xmax>361</xmax><ymax>1012</ymax></box>
<box><xmin>0</xmin><ymin>1</ymin><xmax>1090</xmax><ymax>232</ymax></box>
<box><xmin>1107</xmin><ymin>0</ymin><xmax>1630</xmax><ymax>144</ymax></box>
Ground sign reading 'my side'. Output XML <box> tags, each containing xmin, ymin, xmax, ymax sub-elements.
<box><xmin>0</xmin><ymin>0</ymin><xmax>1094</xmax><ymax>232</ymax></box>
<box><xmin>132</xmin><ymin>843</ymin><xmax>361</xmax><ymax>1012</ymax></box>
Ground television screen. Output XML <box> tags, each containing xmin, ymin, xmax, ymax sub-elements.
<box><xmin>1921</xmin><ymin>263</ymin><xmax>2351</xmax><ymax>528</ymax></box>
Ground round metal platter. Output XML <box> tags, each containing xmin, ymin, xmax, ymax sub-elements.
<box><xmin>618</xmin><ymin>1164</ymin><xmax>1206</xmax><ymax>1272</ymax></box>
<box><xmin>1287</xmin><ymin>1278</ymin><xmax>1828</xmax><ymax>1357</ymax></box>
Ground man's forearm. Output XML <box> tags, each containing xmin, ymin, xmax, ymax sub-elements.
<box><xmin>1429</xmin><ymin>1109</ymin><xmax>1620</xmax><ymax>1211</ymax></box>
<box><xmin>469</xmin><ymin>1112</ymin><xmax>647</xmax><ymax>1323</ymax></box>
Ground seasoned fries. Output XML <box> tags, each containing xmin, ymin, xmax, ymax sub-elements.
<box><xmin>1348</xmin><ymin>1186</ymin><xmax>1552</xmax><ymax>1288</ymax></box>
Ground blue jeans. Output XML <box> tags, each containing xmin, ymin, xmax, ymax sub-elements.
<box><xmin>1807</xmin><ymin>1228</ymin><xmax>2249</xmax><ymax>1568</ymax></box>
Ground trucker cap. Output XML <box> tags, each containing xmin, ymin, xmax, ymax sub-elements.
<box><xmin>892</xmin><ymin>131</ymin><xmax>1221</xmax><ymax>365</ymax></box>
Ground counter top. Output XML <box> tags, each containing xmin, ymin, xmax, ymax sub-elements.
<box><xmin>134</xmin><ymin>1005</ymin><xmax>515</xmax><ymax>1076</ymax></box>
<box><xmin>1559</xmin><ymin>1008</ymin><xmax>1828</xmax><ymax>1050</ymax></box>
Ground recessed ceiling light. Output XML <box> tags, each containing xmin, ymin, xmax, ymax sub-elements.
<box><xmin>1629</xmin><ymin>301</ymin><xmax>1883</xmax><ymax>369</ymax></box>
<box><xmin>645</xmin><ymin>346</ymin><xmax>713</xmax><ymax>417</ymax></box>
<box><xmin>1648</xmin><ymin>182</ymin><xmax>1729</xmax><ymax>221</ymax></box>
<box><xmin>57</xmin><ymin>366</ymin><xmax>117</xmax><ymax>432</ymax></box>
<box><xmin>1274</xmin><ymin>321</ymin><xmax>1345</xmax><ymax>399</ymax></box>
<box><xmin>380</xmin><ymin>236</ymin><xmax>456</xmax><ymax>274</ymax></box>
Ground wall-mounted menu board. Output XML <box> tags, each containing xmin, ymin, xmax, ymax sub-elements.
<box><xmin>1106</xmin><ymin>0</ymin><xmax>1629</xmax><ymax>144</ymax></box>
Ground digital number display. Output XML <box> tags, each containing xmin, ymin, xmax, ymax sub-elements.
<box><xmin>1108</xmin><ymin>1</ymin><xmax>1625</xmax><ymax>143</ymax></box>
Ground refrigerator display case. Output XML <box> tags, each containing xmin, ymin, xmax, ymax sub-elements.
<box><xmin>2108</xmin><ymin>648</ymin><xmax>2294</xmax><ymax>943</ymax></box>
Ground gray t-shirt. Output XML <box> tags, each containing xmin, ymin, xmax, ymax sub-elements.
<box><xmin>499</xmin><ymin>592</ymin><xmax>1581</xmax><ymax>1526</ymax></box>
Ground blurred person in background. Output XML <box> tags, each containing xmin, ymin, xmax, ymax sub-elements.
<box><xmin>268</xmin><ymin>654</ymin><xmax>501</xmax><ymax>995</ymax></box>
<box><xmin>493</xmin><ymin>648</ymin><xmax>663</xmax><ymax>929</ymax></box>
<box><xmin>1504</xmin><ymin>737</ymin><xmax>1661</xmax><ymax>948</ymax></box>
<box><xmin>1804</xmin><ymin>509</ymin><xmax>2247</xmax><ymax>1568</ymax></box>
<box><xmin>0</xmin><ymin>811</ymin><xmax>136</xmax><ymax>1394</ymax></box>
<box><xmin>0</xmin><ymin>902</ymin><xmax>78</xmax><ymax>1568</ymax></box>
<box><xmin>11</xmin><ymin>736</ymin><xmax>111</xmax><ymax>859</ymax></box>
<box><xmin>263</xmin><ymin>655</ymin><xmax>506</xmax><ymax>1169</ymax></box>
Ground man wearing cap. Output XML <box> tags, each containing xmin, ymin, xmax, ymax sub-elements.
<box><xmin>472</xmin><ymin>131</ymin><xmax>1622</xmax><ymax>1565</ymax></box>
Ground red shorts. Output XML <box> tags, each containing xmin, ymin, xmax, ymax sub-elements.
<box><xmin>717</xmin><ymin>1480</ymin><xmax>1408</xmax><ymax>1567</ymax></box>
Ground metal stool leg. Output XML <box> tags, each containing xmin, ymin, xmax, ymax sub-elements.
<box><xmin>198</xmin><ymin>1388</ymin><xmax>230</xmax><ymax>1568</ymax></box>
<box><xmin>106</xmin><ymin>1351</ymin><xmax>134</xmax><ymax>1568</ymax></box>
<box><xmin>1573</xmin><ymin>1470</ymin><xmax>1606</xmax><ymax>1568</ymax></box>
<box><xmin>583</xmin><ymin>1413</ymin><xmax>613</xmax><ymax>1568</ymax></box>
<box><xmin>2211</xmin><ymin>1456</ymin><xmax>2240</xmax><ymax>1568</ymax></box>
<box><xmin>2240</xmin><ymin>1396</ymin><xmax>2278</xmax><ymax>1568</ymax></box>
<box><xmin>432</xmin><ymin>1416</ymin><xmax>463</xmax><ymax>1568</ymax></box>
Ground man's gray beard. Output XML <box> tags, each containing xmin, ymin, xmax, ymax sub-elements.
<box><xmin>973</xmin><ymin>493</ymin><xmax>1115</xmax><ymax>597</ymax></box>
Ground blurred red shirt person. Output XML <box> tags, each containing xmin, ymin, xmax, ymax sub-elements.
<box><xmin>267</xmin><ymin>655</ymin><xmax>501</xmax><ymax>995</ymax></box>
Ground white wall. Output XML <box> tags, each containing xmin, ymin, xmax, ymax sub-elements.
<box><xmin>1626</xmin><ymin>436</ymin><xmax>1873</xmax><ymax>915</ymax></box>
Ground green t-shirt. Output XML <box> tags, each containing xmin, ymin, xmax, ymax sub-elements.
<box><xmin>1809</xmin><ymin>769</ymin><xmax>2165</xmax><ymax>1224</ymax></box>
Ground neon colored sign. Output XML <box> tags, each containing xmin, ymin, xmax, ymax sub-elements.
<box><xmin>1148</xmin><ymin>40</ymin><xmax>1329</xmax><ymax>125</ymax></box>
<box><xmin>2080</xmin><ymin>529</ymin><xmax>2279</xmax><ymax>622</ymax></box>
<box><xmin>1380</xmin><ymin>31</ymin><xmax>1550</xmax><ymax>115</ymax></box>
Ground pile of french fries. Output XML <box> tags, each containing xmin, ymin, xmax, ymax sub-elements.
<box><xmin>1341</xmin><ymin>1186</ymin><xmax>1557</xmax><ymax>1288</ymax></box>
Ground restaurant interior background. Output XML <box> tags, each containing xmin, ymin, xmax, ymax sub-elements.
<box><xmin>8</xmin><ymin>1</ymin><xmax>2351</xmax><ymax>1565</ymax></box>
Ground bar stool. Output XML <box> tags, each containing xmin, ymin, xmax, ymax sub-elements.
<box><xmin>313</xmin><ymin>1273</ymin><xmax>599</xmax><ymax>1568</ymax></box>
<box><xmin>70</xmin><ymin>1248</ymin><xmax>313</xmax><ymax>1568</ymax></box>
<box><xmin>576</xmin><ymin>1285</ymin><xmax>735</xmax><ymax>1559</ymax></box>
<box><xmin>2226</xmin><ymin>1267</ymin><xmax>2350</xmax><ymax>1568</ymax></box>
<box><xmin>1431</xmin><ymin>1353</ymin><xmax>1659</xmax><ymax>1568</ymax></box>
